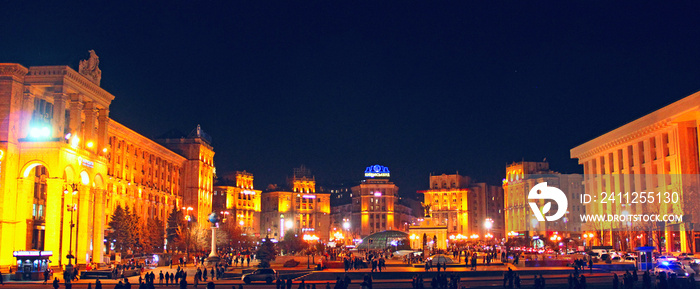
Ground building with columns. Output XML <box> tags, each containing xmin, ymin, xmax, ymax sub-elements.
<box><xmin>213</xmin><ymin>171</ymin><xmax>261</xmax><ymax>236</ymax></box>
<box><xmin>418</xmin><ymin>173</ymin><xmax>505</xmax><ymax>241</ymax></box>
<box><xmin>571</xmin><ymin>90</ymin><xmax>700</xmax><ymax>253</ymax></box>
<box><xmin>502</xmin><ymin>161</ymin><xmax>583</xmax><ymax>239</ymax></box>
<box><xmin>0</xmin><ymin>52</ymin><xmax>214</xmax><ymax>268</ymax></box>
<box><xmin>157</xmin><ymin>126</ymin><xmax>215</xmax><ymax>226</ymax></box>
<box><xmin>260</xmin><ymin>166</ymin><xmax>331</xmax><ymax>241</ymax></box>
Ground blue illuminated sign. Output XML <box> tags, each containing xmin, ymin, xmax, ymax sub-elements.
<box><xmin>364</xmin><ymin>165</ymin><xmax>390</xmax><ymax>178</ymax></box>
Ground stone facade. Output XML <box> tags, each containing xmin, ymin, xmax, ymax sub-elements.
<box><xmin>571</xmin><ymin>90</ymin><xmax>700</xmax><ymax>252</ymax></box>
<box><xmin>214</xmin><ymin>171</ymin><xmax>261</xmax><ymax>236</ymax></box>
<box><xmin>419</xmin><ymin>173</ymin><xmax>504</xmax><ymax>240</ymax></box>
<box><xmin>0</xmin><ymin>54</ymin><xmax>215</xmax><ymax>268</ymax></box>
<box><xmin>260</xmin><ymin>168</ymin><xmax>331</xmax><ymax>241</ymax></box>
<box><xmin>503</xmin><ymin>162</ymin><xmax>583</xmax><ymax>239</ymax></box>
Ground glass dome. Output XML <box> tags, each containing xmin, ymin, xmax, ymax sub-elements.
<box><xmin>356</xmin><ymin>230</ymin><xmax>410</xmax><ymax>250</ymax></box>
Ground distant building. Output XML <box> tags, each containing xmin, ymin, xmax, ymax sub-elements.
<box><xmin>157</xmin><ymin>125</ymin><xmax>215</xmax><ymax>226</ymax></box>
<box><xmin>260</xmin><ymin>166</ymin><xmax>331</xmax><ymax>241</ymax></box>
<box><xmin>503</xmin><ymin>161</ymin><xmax>583</xmax><ymax>238</ymax></box>
<box><xmin>214</xmin><ymin>171</ymin><xmax>261</xmax><ymax>236</ymax></box>
<box><xmin>418</xmin><ymin>173</ymin><xmax>504</xmax><ymax>241</ymax></box>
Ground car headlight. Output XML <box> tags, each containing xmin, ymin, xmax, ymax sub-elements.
<box><xmin>686</xmin><ymin>273</ymin><xmax>690</xmax><ymax>276</ymax></box>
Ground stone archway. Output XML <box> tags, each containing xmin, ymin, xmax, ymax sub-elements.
<box><xmin>18</xmin><ymin>161</ymin><xmax>50</xmax><ymax>252</ymax></box>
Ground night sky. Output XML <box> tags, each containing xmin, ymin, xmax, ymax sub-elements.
<box><xmin>3</xmin><ymin>2</ymin><xmax>700</xmax><ymax>199</ymax></box>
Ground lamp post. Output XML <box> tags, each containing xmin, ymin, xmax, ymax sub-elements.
<box><xmin>66</xmin><ymin>203</ymin><xmax>78</xmax><ymax>269</ymax></box>
<box><xmin>60</xmin><ymin>184</ymin><xmax>78</xmax><ymax>268</ymax></box>
<box><xmin>183</xmin><ymin>206</ymin><xmax>194</xmax><ymax>265</ymax></box>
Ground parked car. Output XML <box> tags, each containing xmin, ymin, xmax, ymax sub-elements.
<box><xmin>242</xmin><ymin>268</ymin><xmax>277</xmax><ymax>284</ymax></box>
<box><xmin>654</xmin><ymin>263</ymin><xmax>690</xmax><ymax>277</ymax></box>
<box><xmin>623</xmin><ymin>256</ymin><xmax>637</xmax><ymax>263</ymax></box>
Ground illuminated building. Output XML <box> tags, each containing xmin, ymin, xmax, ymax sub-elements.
<box><xmin>260</xmin><ymin>166</ymin><xmax>331</xmax><ymax>241</ymax></box>
<box><xmin>418</xmin><ymin>173</ymin><xmax>504</xmax><ymax>240</ymax></box>
<box><xmin>157</xmin><ymin>126</ymin><xmax>215</xmax><ymax>228</ymax></box>
<box><xmin>570</xmin><ymin>90</ymin><xmax>700</xmax><ymax>252</ymax></box>
<box><xmin>213</xmin><ymin>171</ymin><xmax>261</xmax><ymax>236</ymax></box>
<box><xmin>503</xmin><ymin>161</ymin><xmax>583</xmax><ymax>238</ymax></box>
<box><xmin>349</xmin><ymin>165</ymin><xmax>416</xmax><ymax>238</ymax></box>
<box><xmin>0</xmin><ymin>52</ymin><xmax>215</xmax><ymax>268</ymax></box>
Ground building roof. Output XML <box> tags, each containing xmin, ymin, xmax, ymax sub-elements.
<box><xmin>356</xmin><ymin>230</ymin><xmax>409</xmax><ymax>250</ymax></box>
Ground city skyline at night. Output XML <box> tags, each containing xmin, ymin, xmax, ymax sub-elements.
<box><xmin>3</xmin><ymin>2</ymin><xmax>700</xmax><ymax>198</ymax></box>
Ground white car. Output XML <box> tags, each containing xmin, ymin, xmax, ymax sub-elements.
<box><xmin>623</xmin><ymin>256</ymin><xmax>637</xmax><ymax>263</ymax></box>
<box><xmin>654</xmin><ymin>263</ymin><xmax>690</xmax><ymax>277</ymax></box>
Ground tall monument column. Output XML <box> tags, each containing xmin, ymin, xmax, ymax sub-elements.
<box><xmin>205</xmin><ymin>212</ymin><xmax>220</xmax><ymax>266</ymax></box>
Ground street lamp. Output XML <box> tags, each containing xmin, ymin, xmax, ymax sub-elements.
<box><xmin>67</xmin><ymin>203</ymin><xmax>78</xmax><ymax>267</ymax></box>
<box><xmin>183</xmin><ymin>207</ymin><xmax>195</xmax><ymax>265</ymax></box>
<box><xmin>60</xmin><ymin>183</ymin><xmax>78</xmax><ymax>268</ymax></box>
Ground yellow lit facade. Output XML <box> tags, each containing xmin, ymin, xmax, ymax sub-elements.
<box><xmin>157</xmin><ymin>126</ymin><xmax>215</xmax><ymax>227</ymax></box>
<box><xmin>419</xmin><ymin>173</ymin><xmax>504</xmax><ymax>239</ymax></box>
<box><xmin>503</xmin><ymin>162</ymin><xmax>583</xmax><ymax>238</ymax></box>
<box><xmin>0</xmin><ymin>54</ymin><xmax>215</xmax><ymax>268</ymax></box>
<box><xmin>214</xmin><ymin>171</ymin><xmax>261</xmax><ymax>235</ymax></box>
<box><xmin>351</xmin><ymin>178</ymin><xmax>398</xmax><ymax>237</ymax></box>
<box><xmin>260</xmin><ymin>168</ymin><xmax>331</xmax><ymax>241</ymax></box>
<box><xmin>570</xmin><ymin>90</ymin><xmax>700</xmax><ymax>253</ymax></box>
<box><xmin>106</xmin><ymin>120</ymin><xmax>185</xmax><ymax>229</ymax></box>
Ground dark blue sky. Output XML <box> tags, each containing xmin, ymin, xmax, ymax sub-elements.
<box><xmin>3</xmin><ymin>2</ymin><xmax>700</xmax><ymax>198</ymax></box>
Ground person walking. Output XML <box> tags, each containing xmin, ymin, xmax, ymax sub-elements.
<box><xmin>44</xmin><ymin>268</ymin><xmax>50</xmax><ymax>284</ymax></box>
<box><xmin>52</xmin><ymin>278</ymin><xmax>59</xmax><ymax>289</ymax></box>
<box><xmin>287</xmin><ymin>278</ymin><xmax>293</xmax><ymax>289</ymax></box>
<box><xmin>96</xmin><ymin>278</ymin><xmax>102</xmax><ymax>289</ymax></box>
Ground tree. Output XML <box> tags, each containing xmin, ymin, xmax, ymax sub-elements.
<box><xmin>166</xmin><ymin>207</ymin><xmax>186</xmax><ymax>252</ymax></box>
<box><xmin>256</xmin><ymin>235</ymin><xmax>277</xmax><ymax>268</ymax></box>
<box><xmin>142</xmin><ymin>218</ymin><xmax>165</xmax><ymax>254</ymax></box>
<box><xmin>125</xmin><ymin>206</ymin><xmax>143</xmax><ymax>254</ymax></box>
<box><xmin>108</xmin><ymin>205</ymin><xmax>129</xmax><ymax>253</ymax></box>
<box><xmin>220</xmin><ymin>221</ymin><xmax>252</xmax><ymax>251</ymax></box>
<box><xmin>279</xmin><ymin>230</ymin><xmax>307</xmax><ymax>254</ymax></box>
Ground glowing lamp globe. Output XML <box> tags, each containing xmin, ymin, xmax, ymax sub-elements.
<box><xmin>208</xmin><ymin>212</ymin><xmax>220</xmax><ymax>224</ymax></box>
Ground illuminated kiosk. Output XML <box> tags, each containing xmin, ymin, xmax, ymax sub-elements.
<box><xmin>205</xmin><ymin>212</ymin><xmax>221</xmax><ymax>266</ymax></box>
<box><xmin>13</xmin><ymin>251</ymin><xmax>52</xmax><ymax>281</ymax></box>
<box><xmin>635</xmin><ymin>246</ymin><xmax>654</xmax><ymax>271</ymax></box>
<box><xmin>356</xmin><ymin>230</ymin><xmax>409</xmax><ymax>251</ymax></box>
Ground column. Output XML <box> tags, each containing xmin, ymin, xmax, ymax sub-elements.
<box><xmin>97</xmin><ymin>108</ymin><xmax>109</xmax><ymax>150</ymax></box>
<box><xmin>83</xmin><ymin>102</ymin><xmax>96</xmax><ymax>148</ymax></box>
<box><xmin>52</xmin><ymin>93</ymin><xmax>66</xmax><ymax>139</ymax></box>
<box><xmin>92</xmin><ymin>188</ymin><xmax>105</xmax><ymax>264</ymax></box>
<box><xmin>76</xmin><ymin>184</ymin><xmax>91</xmax><ymax>265</ymax></box>
<box><xmin>68</xmin><ymin>94</ymin><xmax>83</xmax><ymax>138</ymax></box>
<box><xmin>45</xmin><ymin>178</ymin><xmax>65</xmax><ymax>265</ymax></box>
<box><xmin>20</xmin><ymin>92</ymin><xmax>35</xmax><ymax>139</ymax></box>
